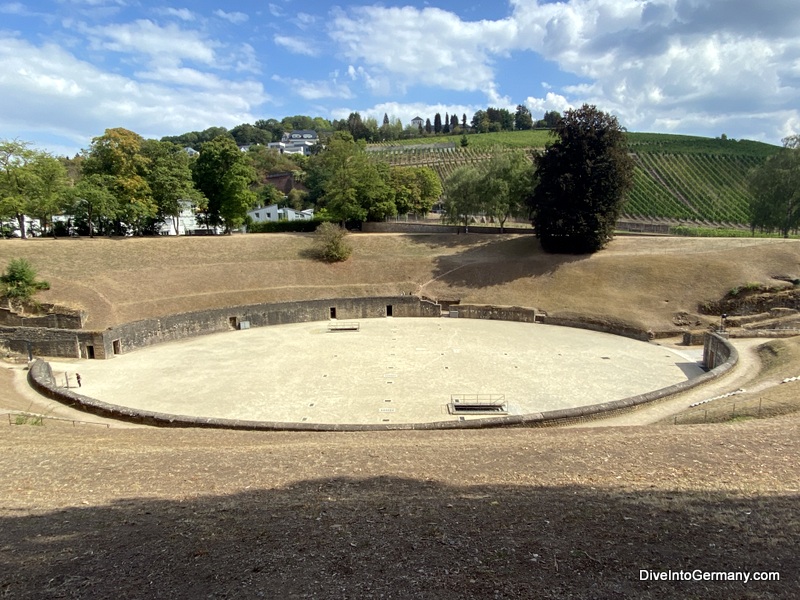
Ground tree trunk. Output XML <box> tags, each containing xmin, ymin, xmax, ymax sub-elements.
<box><xmin>16</xmin><ymin>212</ymin><xmax>26</xmax><ymax>239</ymax></box>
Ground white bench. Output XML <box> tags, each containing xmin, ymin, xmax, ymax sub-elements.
<box><xmin>327</xmin><ymin>321</ymin><xmax>360</xmax><ymax>332</ymax></box>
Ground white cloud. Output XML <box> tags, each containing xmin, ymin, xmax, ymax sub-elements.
<box><xmin>328</xmin><ymin>5</ymin><xmax>515</xmax><ymax>95</ymax></box>
<box><xmin>1</xmin><ymin>2</ymin><xmax>30</xmax><ymax>15</ymax></box>
<box><xmin>82</xmin><ymin>19</ymin><xmax>218</xmax><ymax>65</ymax></box>
<box><xmin>271</xmin><ymin>75</ymin><xmax>352</xmax><ymax>101</ymax></box>
<box><xmin>293</xmin><ymin>12</ymin><xmax>316</xmax><ymax>30</ymax></box>
<box><xmin>506</xmin><ymin>0</ymin><xmax>800</xmax><ymax>139</ymax></box>
<box><xmin>0</xmin><ymin>35</ymin><xmax>267</xmax><ymax>152</ymax></box>
<box><xmin>274</xmin><ymin>34</ymin><xmax>319</xmax><ymax>57</ymax></box>
<box><xmin>326</xmin><ymin>0</ymin><xmax>800</xmax><ymax>141</ymax></box>
<box><xmin>214</xmin><ymin>9</ymin><xmax>248</xmax><ymax>25</ymax></box>
<box><xmin>156</xmin><ymin>8</ymin><xmax>195</xmax><ymax>22</ymax></box>
<box><xmin>523</xmin><ymin>92</ymin><xmax>573</xmax><ymax>117</ymax></box>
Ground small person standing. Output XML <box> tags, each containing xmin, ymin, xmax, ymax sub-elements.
<box><xmin>76</xmin><ymin>373</ymin><xmax>82</xmax><ymax>388</ymax></box>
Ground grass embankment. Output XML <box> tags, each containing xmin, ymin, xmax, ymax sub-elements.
<box><xmin>670</xmin><ymin>337</ymin><xmax>800</xmax><ymax>425</ymax></box>
<box><xmin>2</xmin><ymin>234</ymin><xmax>799</xmax><ymax>335</ymax></box>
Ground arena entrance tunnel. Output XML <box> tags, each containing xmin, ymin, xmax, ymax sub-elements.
<box><xmin>26</xmin><ymin>297</ymin><xmax>737</xmax><ymax>431</ymax></box>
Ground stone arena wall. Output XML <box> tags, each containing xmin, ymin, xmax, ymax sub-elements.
<box><xmin>0</xmin><ymin>305</ymin><xmax>85</xmax><ymax>330</ymax></box>
<box><xmin>26</xmin><ymin>300</ymin><xmax>738</xmax><ymax>430</ymax></box>
<box><xmin>703</xmin><ymin>332</ymin><xmax>738</xmax><ymax>371</ymax></box>
<box><xmin>97</xmin><ymin>296</ymin><xmax>441</xmax><ymax>358</ymax></box>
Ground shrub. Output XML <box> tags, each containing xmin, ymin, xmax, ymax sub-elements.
<box><xmin>0</xmin><ymin>258</ymin><xmax>50</xmax><ymax>305</ymax></box>
<box><xmin>249</xmin><ymin>218</ymin><xmax>331</xmax><ymax>233</ymax></box>
<box><xmin>314</xmin><ymin>222</ymin><xmax>352</xmax><ymax>262</ymax></box>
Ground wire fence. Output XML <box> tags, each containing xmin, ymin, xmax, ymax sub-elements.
<box><xmin>672</xmin><ymin>393</ymin><xmax>799</xmax><ymax>425</ymax></box>
<box><xmin>3</xmin><ymin>411</ymin><xmax>110</xmax><ymax>428</ymax></box>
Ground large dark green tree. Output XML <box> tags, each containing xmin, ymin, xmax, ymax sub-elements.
<box><xmin>529</xmin><ymin>104</ymin><xmax>633</xmax><ymax>254</ymax></box>
<box><xmin>748</xmin><ymin>141</ymin><xmax>800</xmax><ymax>237</ymax></box>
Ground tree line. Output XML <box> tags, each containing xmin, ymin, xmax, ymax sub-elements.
<box><xmin>15</xmin><ymin>104</ymin><xmax>796</xmax><ymax>255</ymax></box>
<box><xmin>748</xmin><ymin>135</ymin><xmax>800</xmax><ymax>237</ymax></box>
<box><xmin>0</xmin><ymin>127</ymin><xmax>442</xmax><ymax>237</ymax></box>
<box><xmin>161</xmin><ymin>107</ymin><xmax>563</xmax><ymax>148</ymax></box>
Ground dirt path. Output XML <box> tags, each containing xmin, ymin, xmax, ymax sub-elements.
<box><xmin>572</xmin><ymin>338</ymin><xmax>767</xmax><ymax>428</ymax></box>
<box><xmin>0</xmin><ymin>361</ymin><xmax>140</xmax><ymax>428</ymax></box>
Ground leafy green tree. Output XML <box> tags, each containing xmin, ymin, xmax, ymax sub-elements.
<box><xmin>425</xmin><ymin>119</ymin><xmax>432</xmax><ymax>134</ymax></box>
<box><xmin>530</xmin><ymin>104</ymin><xmax>633</xmax><ymax>253</ymax></box>
<box><xmin>254</xmin><ymin>119</ymin><xmax>284</xmax><ymax>143</ymax></box>
<box><xmin>541</xmin><ymin>111</ymin><xmax>562</xmax><ymax>128</ymax></box>
<box><xmin>27</xmin><ymin>154</ymin><xmax>70</xmax><ymax>237</ymax></box>
<box><xmin>0</xmin><ymin>258</ymin><xmax>49</xmax><ymax>306</ymax></box>
<box><xmin>306</xmin><ymin>133</ymin><xmax>395</xmax><ymax>223</ymax></box>
<box><xmin>0</xmin><ymin>140</ymin><xmax>38</xmax><ymax>238</ymax></box>
<box><xmin>434</xmin><ymin>113</ymin><xmax>442</xmax><ymax>134</ymax></box>
<box><xmin>192</xmin><ymin>136</ymin><xmax>257</xmax><ymax>232</ymax></box>
<box><xmin>141</xmin><ymin>140</ymin><xmax>202</xmax><ymax>235</ymax></box>
<box><xmin>515</xmin><ymin>105</ymin><xmax>534</xmax><ymax>130</ymax></box>
<box><xmin>483</xmin><ymin>151</ymin><xmax>534</xmax><ymax>232</ymax></box>
<box><xmin>0</xmin><ymin>140</ymin><xmax>69</xmax><ymax>238</ymax></box>
<box><xmin>391</xmin><ymin>166</ymin><xmax>442</xmax><ymax>216</ymax></box>
<box><xmin>82</xmin><ymin>128</ymin><xmax>155</xmax><ymax>234</ymax></box>
<box><xmin>748</xmin><ymin>144</ymin><xmax>800</xmax><ymax>237</ymax></box>
<box><xmin>442</xmin><ymin>165</ymin><xmax>483</xmax><ymax>230</ymax></box>
<box><xmin>67</xmin><ymin>174</ymin><xmax>118</xmax><ymax>237</ymax></box>
<box><xmin>229</xmin><ymin>123</ymin><xmax>271</xmax><ymax>146</ymax></box>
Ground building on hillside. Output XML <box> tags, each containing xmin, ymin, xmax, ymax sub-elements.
<box><xmin>410</xmin><ymin>116</ymin><xmax>424</xmax><ymax>129</ymax></box>
<box><xmin>248</xmin><ymin>204</ymin><xmax>314</xmax><ymax>224</ymax></box>
<box><xmin>183</xmin><ymin>147</ymin><xmax>199</xmax><ymax>157</ymax></box>
<box><xmin>268</xmin><ymin>130</ymin><xmax>319</xmax><ymax>156</ymax></box>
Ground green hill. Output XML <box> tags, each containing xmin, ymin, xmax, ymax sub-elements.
<box><xmin>367</xmin><ymin>131</ymin><xmax>781</xmax><ymax>226</ymax></box>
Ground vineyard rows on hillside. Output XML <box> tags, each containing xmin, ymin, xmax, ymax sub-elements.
<box><xmin>367</xmin><ymin>136</ymin><xmax>778</xmax><ymax>226</ymax></box>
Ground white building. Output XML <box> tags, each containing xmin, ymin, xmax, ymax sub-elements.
<box><xmin>159</xmin><ymin>200</ymin><xmax>222</xmax><ymax>235</ymax></box>
<box><xmin>267</xmin><ymin>130</ymin><xmax>319</xmax><ymax>156</ymax></box>
<box><xmin>248</xmin><ymin>204</ymin><xmax>314</xmax><ymax>224</ymax></box>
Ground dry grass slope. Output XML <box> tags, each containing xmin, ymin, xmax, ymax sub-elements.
<box><xmin>2</xmin><ymin>233</ymin><xmax>799</xmax><ymax>331</ymax></box>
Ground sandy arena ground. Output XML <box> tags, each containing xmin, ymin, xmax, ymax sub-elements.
<box><xmin>45</xmin><ymin>318</ymin><xmax>704</xmax><ymax>425</ymax></box>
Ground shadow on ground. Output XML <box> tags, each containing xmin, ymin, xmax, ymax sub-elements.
<box><xmin>407</xmin><ymin>234</ymin><xmax>589</xmax><ymax>291</ymax></box>
<box><xmin>1</xmin><ymin>477</ymin><xmax>795</xmax><ymax>599</ymax></box>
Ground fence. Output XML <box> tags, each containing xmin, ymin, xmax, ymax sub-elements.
<box><xmin>672</xmin><ymin>393</ymin><xmax>799</xmax><ymax>425</ymax></box>
<box><xmin>3</xmin><ymin>411</ymin><xmax>111</xmax><ymax>428</ymax></box>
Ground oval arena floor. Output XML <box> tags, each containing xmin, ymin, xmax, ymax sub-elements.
<box><xmin>45</xmin><ymin>318</ymin><xmax>705</xmax><ymax>426</ymax></box>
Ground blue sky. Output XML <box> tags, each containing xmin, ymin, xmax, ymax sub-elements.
<box><xmin>1</xmin><ymin>0</ymin><xmax>799</xmax><ymax>156</ymax></box>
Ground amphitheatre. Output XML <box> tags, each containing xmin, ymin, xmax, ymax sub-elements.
<box><xmin>1</xmin><ymin>231</ymin><xmax>798</xmax><ymax>598</ymax></box>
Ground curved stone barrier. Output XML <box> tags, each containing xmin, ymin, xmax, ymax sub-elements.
<box><xmin>28</xmin><ymin>331</ymin><xmax>739</xmax><ymax>431</ymax></box>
